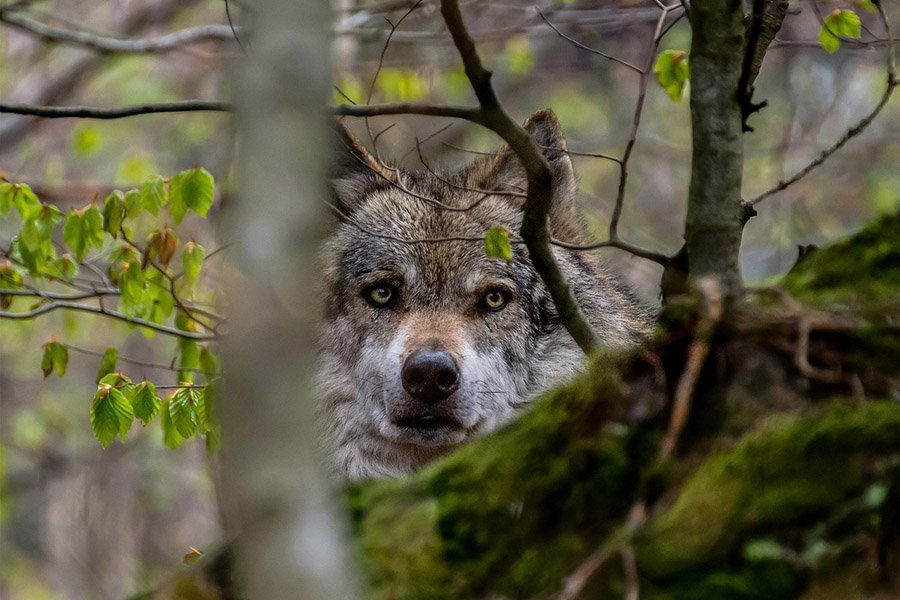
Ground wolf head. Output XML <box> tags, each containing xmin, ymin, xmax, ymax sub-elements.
<box><xmin>319</xmin><ymin>110</ymin><xmax>650</xmax><ymax>480</ymax></box>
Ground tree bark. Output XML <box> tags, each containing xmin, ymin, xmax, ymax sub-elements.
<box><xmin>685</xmin><ymin>0</ymin><xmax>747</xmax><ymax>295</ymax></box>
<box><xmin>219</xmin><ymin>1</ymin><xmax>357</xmax><ymax>598</ymax></box>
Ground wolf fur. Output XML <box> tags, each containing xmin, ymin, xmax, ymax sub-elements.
<box><xmin>319</xmin><ymin>110</ymin><xmax>651</xmax><ymax>480</ymax></box>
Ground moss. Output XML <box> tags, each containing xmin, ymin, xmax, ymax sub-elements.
<box><xmin>643</xmin><ymin>561</ymin><xmax>800</xmax><ymax>600</ymax></box>
<box><xmin>637</xmin><ymin>402</ymin><xmax>900</xmax><ymax>580</ymax></box>
<box><xmin>783</xmin><ymin>211</ymin><xmax>900</xmax><ymax>308</ymax></box>
<box><xmin>349</xmin><ymin>350</ymin><xmax>652</xmax><ymax>599</ymax></box>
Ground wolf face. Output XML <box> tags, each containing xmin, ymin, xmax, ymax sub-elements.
<box><xmin>319</xmin><ymin>110</ymin><xmax>651</xmax><ymax>480</ymax></box>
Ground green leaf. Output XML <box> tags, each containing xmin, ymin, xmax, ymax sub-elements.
<box><xmin>169</xmin><ymin>168</ymin><xmax>214</xmax><ymax>225</ymax></box>
<box><xmin>859</xmin><ymin>0</ymin><xmax>877</xmax><ymax>12</ymax></box>
<box><xmin>21</xmin><ymin>204</ymin><xmax>61</xmax><ymax>254</ymax></box>
<box><xmin>820</xmin><ymin>9</ymin><xmax>861</xmax><ymax>53</ymax></box>
<box><xmin>199</xmin><ymin>347</ymin><xmax>220</xmax><ymax>382</ymax></box>
<box><xmin>63</xmin><ymin>205</ymin><xmax>104</xmax><ymax>261</ymax></box>
<box><xmin>140</xmin><ymin>178</ymin><xmax>168</xmax><ymax>215</ymax></box>
<box><xmin>161</xmin><ymin>394</ymin><xmax>185</xmax><ymax>449</ymax></box>
<box><xmin>484</xmin><ymin>226</ymin><xmax>513</xmax><ymax>263</ymax></box>
<box><xmin>654</xmin><ymin>49</ymin><xmax>690</xmax><ymax>102</ymax></box>
<box><xmin>91</xmin><ymin>386</ymin><xmax>134</xmax><ymax>447</ymax></box>
<box><xmin>1</xmin><ymin>183</ymin><xmax>42</xmax><ymax>219</ymax></box>
<box><xmin>178</xmin><ymin>338</ymin><xmax>200</xmax><ymax>384</ymax></box>
<box><xmin>40</xmin><ymin>341</ymin><xmax>68</xmax><ymax>378</ymax></box>
<box><xmin>181</xmin><ymin>241</ymin><xmax>205</xmax><ymax>289</ymax></box>
<box><xmin>123</xmin><ymin>189</ymin><xmax>142</xmax><ymax>219</ymax></box>
<box><xmin>169</xmin><ymin>386</ymin><xmax>202</xmax><ymax>438</ymax></box>
<box><xmin>96</xmin><ymin>347</ymin><xmax>118</xmax><ymax>383</ymax></box>
<box><xmin>0</xmin><ymin>262</ymin><xmax>23</xmax><ymax>309</ymax></box>
<box><xmin>102</xmin><ymin>191</ymin><xmax>126</xmax><ymax>238</ymax></box>
<box><xmin>130</xmin><ymin>381</ymin><xmax>161</xmax><ymax>425</ymax></box>
<box><xmin>48</xmin><ymin>253</ymin><xmax>79</xmax><ymax>280</ymax></box>
<box><xmin>819</xmin><ymin>25</ymin><xmax>840</xmax><ymax>53</ymax></box>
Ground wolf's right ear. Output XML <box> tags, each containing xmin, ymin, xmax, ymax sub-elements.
<box><xmin>331</xmin><ymin>120</ymin><xmax>395</xmax><ymax>216</ymax></box>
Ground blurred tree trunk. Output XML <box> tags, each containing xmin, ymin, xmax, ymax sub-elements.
<box><xmin>218</xmin><ymin>1</ymin><xmax>357</xmax><ymax>599</ymax></box>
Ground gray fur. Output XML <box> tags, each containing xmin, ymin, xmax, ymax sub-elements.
<box><xmin>319</xmin><ymin>110</ymin><xmax>652</xmax><ymax>480</ymax></box>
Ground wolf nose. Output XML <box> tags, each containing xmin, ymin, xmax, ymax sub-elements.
<box><xmin>401</xmin><ymin>348</ymin><xmax>460</xmax><ymax>403</ymax></box>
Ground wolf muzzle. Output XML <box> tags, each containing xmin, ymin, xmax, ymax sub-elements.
<box><xmin>401</xmin><ymin>347</ymin><xmax>461</xmax><ymax>403</ymax></box>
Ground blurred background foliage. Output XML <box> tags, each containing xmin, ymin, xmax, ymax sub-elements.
<box><xmin>0</xmin><ymin>0</ymin><xmax>897</xmax><ymax>597</ymax></box>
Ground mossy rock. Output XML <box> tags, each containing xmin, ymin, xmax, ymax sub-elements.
<box><xmin>347</xmin><ymin>351</ymin><xmax>654</xmax><ymax>599</ymax></box>
<box><xmin>783</xmin><ymin>210</ymin><xmax>900</xmax><ymax>309</ymax></box>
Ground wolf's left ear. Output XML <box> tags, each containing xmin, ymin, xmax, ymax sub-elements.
<box><xmin>462</xmin><ymin>109</ymin><xmax>578</xmax><ymax>228</ymax></box>
<box><xmin>331</xmin><ymin>120</ymin><xmax>396</xmax><ymax>216</ymax></box>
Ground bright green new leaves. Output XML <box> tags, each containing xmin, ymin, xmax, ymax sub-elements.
<box><xmin>21</xmin><ymin>204</ymin><xmax>61</xmax><ymax>256</ymax></box>
<box><xmin>140</xmin><ymin>178</ymin><xmax>168</xmax><ymax>215</ymax></box>
<box><xmin>0</xmin><ymin>181</ymin><xmax>41</xmax><ymax>218</ymax></box>
<box><xmin>181</xmin><ymin>241</ymin><xmax>205</xmax><ymax>289</ymax></box>
<box><xmin>41</xmin><ymin>341</ymin><xmax>68</xmax><ymax>378</ymax></box>
<box><xmin>819</xmin><ymin>9</ymin><xmax>861</xmax><ymax>53</ymax></box>
<box><xmin>96</xmin><ymin>347</ymin><xmax>118</xmax><ymax>383</ymax></box>
<box><xmin>103</xmin><ymin>191</ymin><xmax>126</xmax><ymax>238</ymax></box>
<box><xmin>655</xmin><ymin>50</ymin><xmax>690</xmax><ymax>102</ymax></box>
<box><xmin>91</xmin><ymin>375</ymin><xmax>134</xmax><ymax>447</ymax></box>
<box><xmin>130</xmin><ymin>381</ymin><xmax>160</xmax><ymax>425</ymax></box>
<box><xmin>484</xmin><ymin>226</ymin><xmax>513</xmax><ymax>263</ymax></box>
<box><xmin>168</xmin><ymin>386</ymin><xmax>208</xmax><ymax>439</ymax></box>
<box><xmin>169</xmin><ymin>168</ymin><xmax>214</xmax><ymax>225</ymax></box>
<box><xmin>63</xmin><ymin>205</ymin><xmax>104</xmax><ymax>261</ymax></box>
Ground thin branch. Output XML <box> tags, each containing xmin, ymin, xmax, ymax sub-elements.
<box><xmin>65</xmin><ymin>344</ymin><xmax>219</xmax><ymax>376</ymax></box>
<box><xmin>747</xmin><ymin>4</ymin><xmax>896</xmax><ymax>207</ymax></box>
<box><xmin>0</xmin><ymin>100</ymin><xmax>230</xmax><ymax>119</ymax></box>
<box><xmin>440</xmin><ymin>0</ymin><xmax>600</xmax><ymax>354</ymax></box>
<box><xmin>364</xmin><ymin>0</ymin><xmax>424</xmax><ymax>154</ymax></box>
<box><xmin>335</xmin><ymin>102</ymin><xmax>481</xmax><ymax>121</ymax></box>
<box><xmin>537</xmin><ymin>9</ymin><xmax>643</xmax><ymax>73</ymax></box>
<box><xmin>609</xmin><ymin>5</ymin><xmax>683</xmax><ymax>240</ymax></box>
<box><xmin>224</xmin><ymin>0</ymin><xmax>246</xmax><ymax>50</ymax></box>
<box><xmin>0</xmin><ymin>301</ymin><xmax>217</xmax><ymax>340</ymax></box>
<box><xmin>0</xmin><ymin>10</ymin><xmax>239</xmax><ymax>54</ymax></box>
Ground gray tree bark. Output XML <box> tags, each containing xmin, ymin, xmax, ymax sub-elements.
<box><xmin>685</xmin><ymin>0</ymin><xmax>747</xmax><ymax>295</ymax></box>
<box><xmin>219</xmin><ymin>1</ymin><xmax>357</xmax><ymax>598</ymax></box>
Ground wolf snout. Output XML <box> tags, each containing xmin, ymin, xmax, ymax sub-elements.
<box><xmin>401</xmin><ymin>348</ymin><xmax>460</xmax><ymax>403</ymax></box>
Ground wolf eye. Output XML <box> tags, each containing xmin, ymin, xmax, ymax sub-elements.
<box><xmin>482</xmin><ymin>289</ymin><xmax>508</xmax><ymax>311</ymax></box>
<box><xmin>365</xmin><ymin>284</ymin><xmax>397</xmax><ymax>308</ymax></box>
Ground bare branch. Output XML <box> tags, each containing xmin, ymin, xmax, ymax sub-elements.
<box><xmin>0</xmin><ymin>300</ymin><xmax>218</xmax><ymax>340</ymax></box>
<box><xmin>335</xmin><ymin>102</ymin><xmax>481</xmax><ymax>121</ymax></box>
<box><xmin>439</xmin><ymin>0</ymin><xmax>600</xmax><ymax>354</ymax></box>
<box><xmin>537</xmin><ymin>9</ymin><xmax>643</xmax><ymax>73</ymax></box>
<box><xmin>748</xmin><ymin>4</ymin><xmax>896</xmax><ymax>207</ymax></box>
<box><xmin>65</xmin><ymin>344</ymin><xmax>219</xmax><ymax>376</ymax></box>
<box><xmin>0</xmin><ymin>9</ymin><xmax>239</xmax><ymax>54</ymax></box>
<box><xmin>0</xmin><ymin>100</ymin><xmax>230</xmax><ymax>119</ymax></box>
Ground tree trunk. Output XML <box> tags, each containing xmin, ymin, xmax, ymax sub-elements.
<box><xmin>685</xmin><ymin>0</ymin><xmax>747</xmax><ymax>295</ymax></box>
<box><xmin>219</xmin><ymin>2</ymin><xmax>358</xmax><ymax>598</ymax></box>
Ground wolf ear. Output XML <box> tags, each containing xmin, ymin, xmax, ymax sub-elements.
<box><xmin>331</xmin><ymin>120</ymin><xmax>396</xmax><ymax>216</ymax></box>
<box><xmin>462</xmin><ymin>109</ymin><xmax>580</xmax><ymax>234</ymax></box>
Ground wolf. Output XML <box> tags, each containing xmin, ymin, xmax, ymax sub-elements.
<box><xmin>319</xmin><ymin>109</ymin><xmax>652</xmax><ymax>480</ymax></box>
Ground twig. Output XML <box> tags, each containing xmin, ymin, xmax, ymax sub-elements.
<box><xmin>0</xmin><ymin>100</ymin><xmax>230</xmax><ymax>119</ymax></box>
<box><xmin>661</xmin><ymin>277</ymin><xmax>723</xmax><ymax>458</ymax></box>
<box><xmin>65</xmin><ymin>344</ymin><xmax>219</xmax><ymax>376</ymax></box>
<box><xmin>224</xmin><ymin>0</ymin><xmax>245</xmax><ymax>50</ymax></box>
<box><xmin>537</xmin><ymin>9</ymin><xmax>643</xmax><ymax>73</ymax></box>
<box><xmin>0</xmin><ymin>10</ymin><xmax>239</xmax><ymax>54</ymax></box>
<box><xmin>364</xmin><ymin>0</ymin><xmax>424</xmax><ymax>155</ymax></box>
<box><xmin>0</xmin><ymin>300</ymin><xmax>217</xmax><ymax>340</ymax></box>
<box><xmin>747</xmin><ymin>4</ymin><xmax>896</xmax><ymax>206</ymax></box>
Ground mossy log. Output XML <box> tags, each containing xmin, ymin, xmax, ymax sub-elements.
<box><xmin>348</xmin><ymin>212</ymin><xmax>900</xmax><ymax>600</ymax></box>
